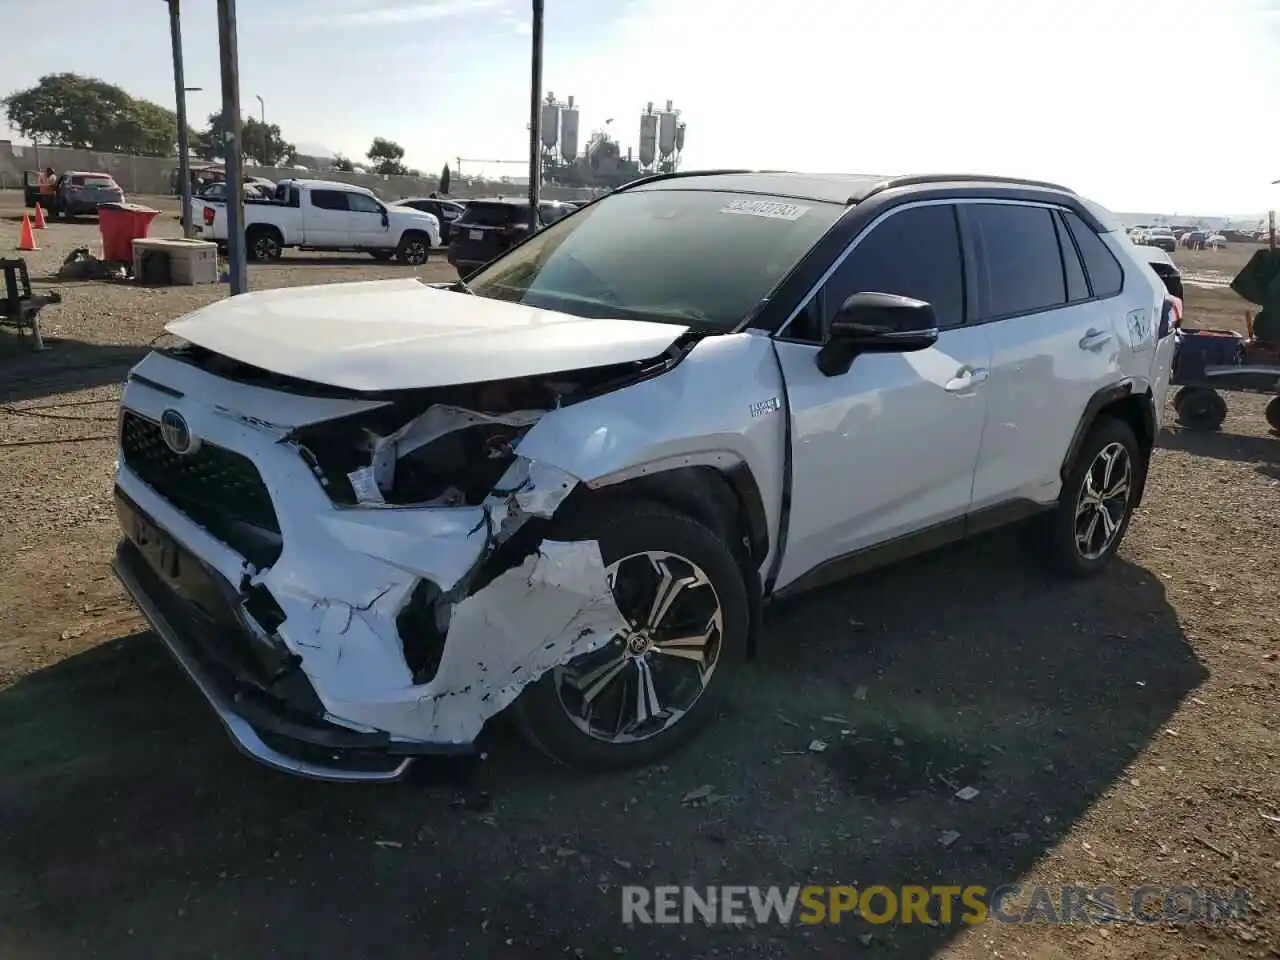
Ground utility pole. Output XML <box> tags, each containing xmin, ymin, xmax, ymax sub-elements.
<box><xmin>255</xmin><ymin>94</ymin><xmax>265</xmax><ymax>164</ymax></box>
<box><xmin>167</xmin><ymin>0</ymin><xmax>194</xmax><ymax>237</ymax></box>
<box><xmin>217</xmin><ymin>0</ymin><xmax>247</xmax><ymax>293</ymax></box>
<box><xmin>526</xmin><ymin>0</ymin><xmax>544</xmax><ymax>230</ymax></box>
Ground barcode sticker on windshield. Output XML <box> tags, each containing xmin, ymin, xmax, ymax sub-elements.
<box><xmin>719</xmin><ymin>198</ymin><xmax>811</xmax><ymax>221</ymax></box>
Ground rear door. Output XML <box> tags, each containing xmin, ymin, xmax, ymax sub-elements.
<box><xmin>304</xmin><ymin>189</ymin><xmax>352</xmax><ymax>246</ymax></box>
<box><xmin>965</xmin><ymin>202</ymin><xmax>1126</xmax><ymax>509</ymax></box>
<box><xmin>452</xmin><ymin>202</ymin><xmax>529</xmax><ymax>263</ymax></box>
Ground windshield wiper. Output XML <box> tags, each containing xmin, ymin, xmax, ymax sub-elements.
<box><xmin>449</xmin><ymin>277</ymin><xmax>476</xmax><ymax>295</ymax></box>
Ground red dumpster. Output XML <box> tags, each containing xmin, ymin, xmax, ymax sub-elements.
<box><xmin>98</xmin><ymin>202</ymin><xmax>161</xmax><ymax>263</ymax></box>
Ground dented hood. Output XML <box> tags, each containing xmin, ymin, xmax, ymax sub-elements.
<box><xmin>165</xmin><ymin>278</ymin><xmax>690</xmax><ymax>392</ymax></box>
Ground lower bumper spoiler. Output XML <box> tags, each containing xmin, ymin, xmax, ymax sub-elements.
<box><xmin>113</xmin><ymin>542</ymin><xmax>418</xmax><ymax>784</ymax></box>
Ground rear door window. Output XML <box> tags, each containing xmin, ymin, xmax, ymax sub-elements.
<box><xmin>310</xmin><ymin>190</ymin><xmax>350</xmax><ymax>211</ymax></box>
<box><xmin>1053</xmin><ymin>212</ymin><xmax>1090</xmax><ymax>302</ymax></box>
<box><xmin>969</xmin><ymin>203</ymin><xmax>1067</xmax><ymax>319</ymax></box>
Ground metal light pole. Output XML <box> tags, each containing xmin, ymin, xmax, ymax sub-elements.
<box><xmin>166</xmin><ymin>0</ymin><xmax>194</xmax><ymax>237</ymax></box>
<box><xmin>217</xmin><ymin>0</ymin><xmax>248</xmax><ymax>293</ymax></box>
<box><xmin>255</xmin><ymin>94</ymin><xmax>265</xmax><ymax>164</ymax></box>
<box><xmin>526</xmin><ymin>0</ymin><xmax>544</xmax><ymax>230</ymax></box>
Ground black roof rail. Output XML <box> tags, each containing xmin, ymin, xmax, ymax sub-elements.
<box><xmin>855</xmin><ymin>173</ymin><xmax>1076</xmax><ymax>205</ymax></box>
<box><xmin>613</xmin><ymin>169</ymin><xmax>757</xmax><ymax>193</ymax></box>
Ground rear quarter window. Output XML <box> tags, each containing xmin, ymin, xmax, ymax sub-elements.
<box><xmin>1063</xmin><ymin>211</ymin><xmax>1124</xmax><ymax>299</ymax></box>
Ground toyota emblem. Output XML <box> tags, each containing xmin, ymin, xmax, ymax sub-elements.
<box><xmin>159</xmin><ymin>409</ymin><xmax>198</xmax><ymax>456</ymax></box>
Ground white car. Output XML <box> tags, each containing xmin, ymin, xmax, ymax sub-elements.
<box><xmin>197</xmin><ymin>178</ymin><xmax>440</xmax><ymax>264</ymax></box>
<box><xmin>112</xmin><ymin>171</ymin><xmax>1177</xmax><ymax>781</ymax></box>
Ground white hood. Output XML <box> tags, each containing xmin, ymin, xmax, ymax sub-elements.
<box><xmin>165</xmin><ymin>278</ymin><xmax>689</xmax><ymax>392</ymax></box>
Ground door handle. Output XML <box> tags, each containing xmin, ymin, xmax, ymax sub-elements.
<box><xmin>944</xmin><ymin>366</ymin><xmax>989</xmax><ymax>392</ymax></box>
<box><xmin>1079</xmin><ymin>328</ymin><xmax>1113</xmax><ymax>350</ymax></box>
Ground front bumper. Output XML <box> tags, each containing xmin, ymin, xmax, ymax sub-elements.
<box><xmin>111</xmin><ymin>352</ymin><xmax>627</xmax><ymax>779</ymax></box>
<box><xmin>112</xmin><ymin>492</ymin><xmax>474</xmax><ymax>782</ymax></box>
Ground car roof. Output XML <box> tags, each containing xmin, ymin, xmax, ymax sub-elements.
<box><xmin>620</xmin><ymin>169</ymin><xmax>1123</xmax><ymax>231</ymax></box>
<box><xmin>287</xmin><ymin>178</ymin><xmax>374</xmax><ymax>194</ymax></box>
<box><xmin>68</xmin><ymin>171</ymin><xmax>113</xmax><ymax>177</ymax></box>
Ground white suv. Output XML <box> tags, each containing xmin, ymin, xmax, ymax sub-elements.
<box><xmin>111</xmin><ymin>171</ymin><xmax>1177</xmax><ymax>782</ymax></box>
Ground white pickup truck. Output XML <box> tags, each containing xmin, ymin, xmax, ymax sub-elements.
<box><xmin>196</xmin><ymin>178</ymin><xmax>441</xmax><ymax>265</ymax></box>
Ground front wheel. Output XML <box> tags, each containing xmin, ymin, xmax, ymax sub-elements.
<box><xmin>396</xmin><ymin>232</ymin><xmax>430</xmax><ymax>266</ymax></box>
<box><xmin>511</xmin><ymin>501</ymin><xmax>749</xmax><ymax>772</ymax></box>
<box><xmin>1264</xmin><ymin>395</ymin><xmax>1280</xmax><ymax>434</ymax></box>
<box><xmin>1042</xmin><ymin>417</ymin><xmax>1142</xmax><ymax>577</ymax></box>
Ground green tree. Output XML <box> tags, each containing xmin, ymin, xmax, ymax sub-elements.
<box><xmin>3</xmin><ymin>72</ymin><xmax>193</xmax><ymax>155</ymax></box>
<box><xmin>439</xmin><ymin>163</ymin><xmax>451</xmax><ymax>195</ymax></box>
<box><xmin>333</xmin><ymin>155</ymin><xmax>355</xmax><ymax>172</ymax></box>
<box><xmin>367</xmin><ymin>137</ymin><xmax>408</xmax><ymax>175</ymax></box>
<box><xmin>198</xmin><ymin>112</ymin><xmax>294</xmax><ymax>166</ymax></box>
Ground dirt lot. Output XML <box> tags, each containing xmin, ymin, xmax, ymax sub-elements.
<box><xmin>0</xmin><ymin>191</ymin><xmax>1277</xmax><ymax>959</ymax></box>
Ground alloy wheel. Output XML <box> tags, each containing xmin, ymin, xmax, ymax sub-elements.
<box><xmin>553</xmin><ymin>550</ymin><xmax>724</xmax><ymax>744</ymax></box>
<box><xmin>1074</xmin><ymin>441</ymin><xmax>1132</xmax><ymax>560</ymax></box>
<box><xmin>404</xmin><ymin>240</ymin><xmax>428</xmax><ymax>265</ymax></box>
<box><xmin>254</xmin><ymin>235</ymin><xmax>279</xmax><ymax>260</ymax></box>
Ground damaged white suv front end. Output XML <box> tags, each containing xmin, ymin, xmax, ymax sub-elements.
<box><xmin>112</xmin><ymin>274</ymin><xmax>788</xmax><ymax>781</ymax></box>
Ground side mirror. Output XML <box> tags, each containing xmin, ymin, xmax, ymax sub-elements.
<box><xmin>380</xmin><ymin>207</ymin><xmax>390</xmax><ymax>228</ymax></box>
<box><xmin>816</xmin><ymin>292</ymin><xmax>939</xmax><ymax>377</ymax></box>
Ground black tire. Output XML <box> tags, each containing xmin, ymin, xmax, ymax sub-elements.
<box><xmin>1265</xmin><ymin>396</ymin><xmax>1280</xmax><ymax>434</ymax></box>
<box><xmin>396</xmin><ymin>231</ymin><xmax>430</xmax><ymax>266</ymax></box>
<box><xmin>1042</xmin><ymin>417</ymin><xmax>1142</xmax><ymax>577</ymax></box>
<box><xmin>511</xmin><ymin>500</ymin><xmax>750</xmax><ymax>772</ymax></box>
<box><xmin>246</xmin><ymin>226</ymin><xmax>283</xmax><ymax>262</ymax></box>
<box><xmin>1173</xmin><ymin>386</ymin><xmax>1227</xmax><ymax>431</ymax></box>
<box><xmin>369</xmin><ymin>250</ymin><xmax>395</xmax><ymax>262</ymax></box>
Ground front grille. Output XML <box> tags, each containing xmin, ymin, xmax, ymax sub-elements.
<box><xmin>120</xmin><ymin>412</ymin><xmax>282</xmax><ymax>564</ymax></box>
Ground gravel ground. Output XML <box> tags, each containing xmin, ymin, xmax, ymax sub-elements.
<box><xmin>0</xmin><ymin>191</ymin><xmax>1277</xmax><ymax>960</ymax></box>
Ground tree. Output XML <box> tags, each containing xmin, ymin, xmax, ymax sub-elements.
<box><xmin>3</xmin><ymin>72</ymin><xmax>194</xmax><ymax>155</ymax></box>
<box><xmin>367</xmin><ymin>137</ymin><xmax>408</xmax><ymax>175</ymax></box>
<box><xmin>197</xmin><ymin>112</ymin><xmax>294</xmax><ymax>166</ymax></box>
<box><xmin>332</xmin><ymin>155</ymin><xmax>355</xmax><ymax>172</ymax></box>
<box><xmin>439</xmin><ymin>163</ymin><xmax>451</xmax><ymax>195</ymax></box>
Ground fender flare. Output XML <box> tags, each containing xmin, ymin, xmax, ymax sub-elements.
<box><xmin>1059</xmin><ymin>381</ymin><xmax>1157</xmax><ymax>503</ymax></box>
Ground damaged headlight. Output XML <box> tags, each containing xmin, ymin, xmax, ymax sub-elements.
<box><xmin>291</xmin><ymin>403</ymin><xmax>542</xmax><ymax>508</ymax></box>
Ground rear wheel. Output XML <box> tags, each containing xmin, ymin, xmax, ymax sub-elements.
<box><xmin>511</xmin><ymin>501</ymin><xmax>750</xmax><ymax>772</ymax></box>
<box><xmin>1174</xmin><ymin>386</ymin><xmax>1227</xmax><ymax>431</ymax></box>
<box><xmin>1042</xmin><ymin>417</ymin><xmax>1141</xmax><ymax>577</ymax></box>
<box><xmin>1265</xmin><ymin>396</ymin><xmax>1280</xmax><ymax>433</ymax></box>
<box><xmin>396</xmin><ymin>232</ymin><xmax>430</xmax><ymax>265</ymax></box>
<box><xmin>246</xmin><ymin>227</ymin><xmax>283</xmax><ymax>262</ymax></box>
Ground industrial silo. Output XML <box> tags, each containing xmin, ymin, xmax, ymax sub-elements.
<box><xmin>560</xmin><ymin>95</ymin><xmax>580</xmax><ymax>163</ymax></box>
<box><xmin>540</xmin><ymin>96</ymin><xmax>560</xmax><ymax>151</ymax></box>
<box><xmin>638</xmin><ymin>103</ymin><xmax>658</xmax><ymax>168</ymax></box>
<box><xmin>657</xmin><ymin>100</ymin><xmax>679</xmax><ymax>159</ymax></box>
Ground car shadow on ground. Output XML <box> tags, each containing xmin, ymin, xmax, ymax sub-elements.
<box><xmin>0</xmin><ymin>333</ymin><xmax>144</xmax><ymax>405</ymax></box>
<box><xmin>253</xmin><ymin>252</ymin><xmax>453</xmax><ymax>269</ymax></box>
<box><xmin>0</xmin><ymin>531</ymin><xmax>1203</xmax><ymax>959</ymax></box>
<box><xmin>1158</xmin><ymin>425</ymin><xmax>1279</xmax><ymax>466</ymax></box>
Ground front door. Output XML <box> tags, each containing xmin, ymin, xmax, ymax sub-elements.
<box><xmin>771</xmin><ymin>202</ymin><xmax>992</xmax><ymax>591</ymax></box>
<box><xmin>347</xmin><ymin>192</ymin><xmax>393</xmax><ymax>250</ymax></box>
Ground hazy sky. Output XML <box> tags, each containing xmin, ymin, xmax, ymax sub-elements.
<box><xmin>2</xmin><ymin>0</ymin><xmax>1277</xmax><ymax>214</ymax></box>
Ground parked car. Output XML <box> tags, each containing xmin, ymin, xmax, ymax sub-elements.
<box><xmin>391</xmin><ymin>196</ymin><xmax>468</xmax><ymax>244</ymax></box>
<box><xmin>184</xmin><ymin>180</ymin><xmax>268</xmax><ymax>227</ymax></box>
<box><xmin>196</xmin><ymin>178</ymin><xmax>440</xmax><ymax>263</ymax></box>
<box><xmin>447</xmin><ymin>197</ymin><xmax>574</xmax><ymax>277</ymax></box>
<box><xmin>1135</xmin><ymin>244</ymin><xmax>1185</xmax><ymax>303</ymax></box>
<box><xmin>110</xmin><ymin>170</ymin><xmax>1176</xmax><ymax>782</ymax></box>
<box><xmin>1143</xmin><ymin>228</ymin><xmax>1176</xmax><ymax>252</ymax></box>
<box><xmin>23</xmin><ymin>170</ymin><xmax>124</xmax><ymax>219</ymax></box>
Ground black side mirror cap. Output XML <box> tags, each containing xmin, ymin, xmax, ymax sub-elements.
<box><xmin>816</xmin><ymin>292</ymin><xmax>939</xmax><ymax>377</ymax></box>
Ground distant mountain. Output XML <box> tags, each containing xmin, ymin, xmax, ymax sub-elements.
<box><xmin>293</xmin><ymin>142</ymin><xmax>337</xmax><ymax>160</ymax></box>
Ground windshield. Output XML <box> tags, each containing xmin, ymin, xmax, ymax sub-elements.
<box><xmin>466</xmin><ymin>189</ymin><xmax>844</xmax><ymax>330</ymax></box>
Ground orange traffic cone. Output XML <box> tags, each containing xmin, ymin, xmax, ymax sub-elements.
<box><xmin>33</xmin><ymin>203</ymin><xmax>46</xmax><ymax>229</ymax></box>
<box><xmin>17</xmin><ymin>213</ymin><xmax>37</xmax><ymax>251</ymax></box>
